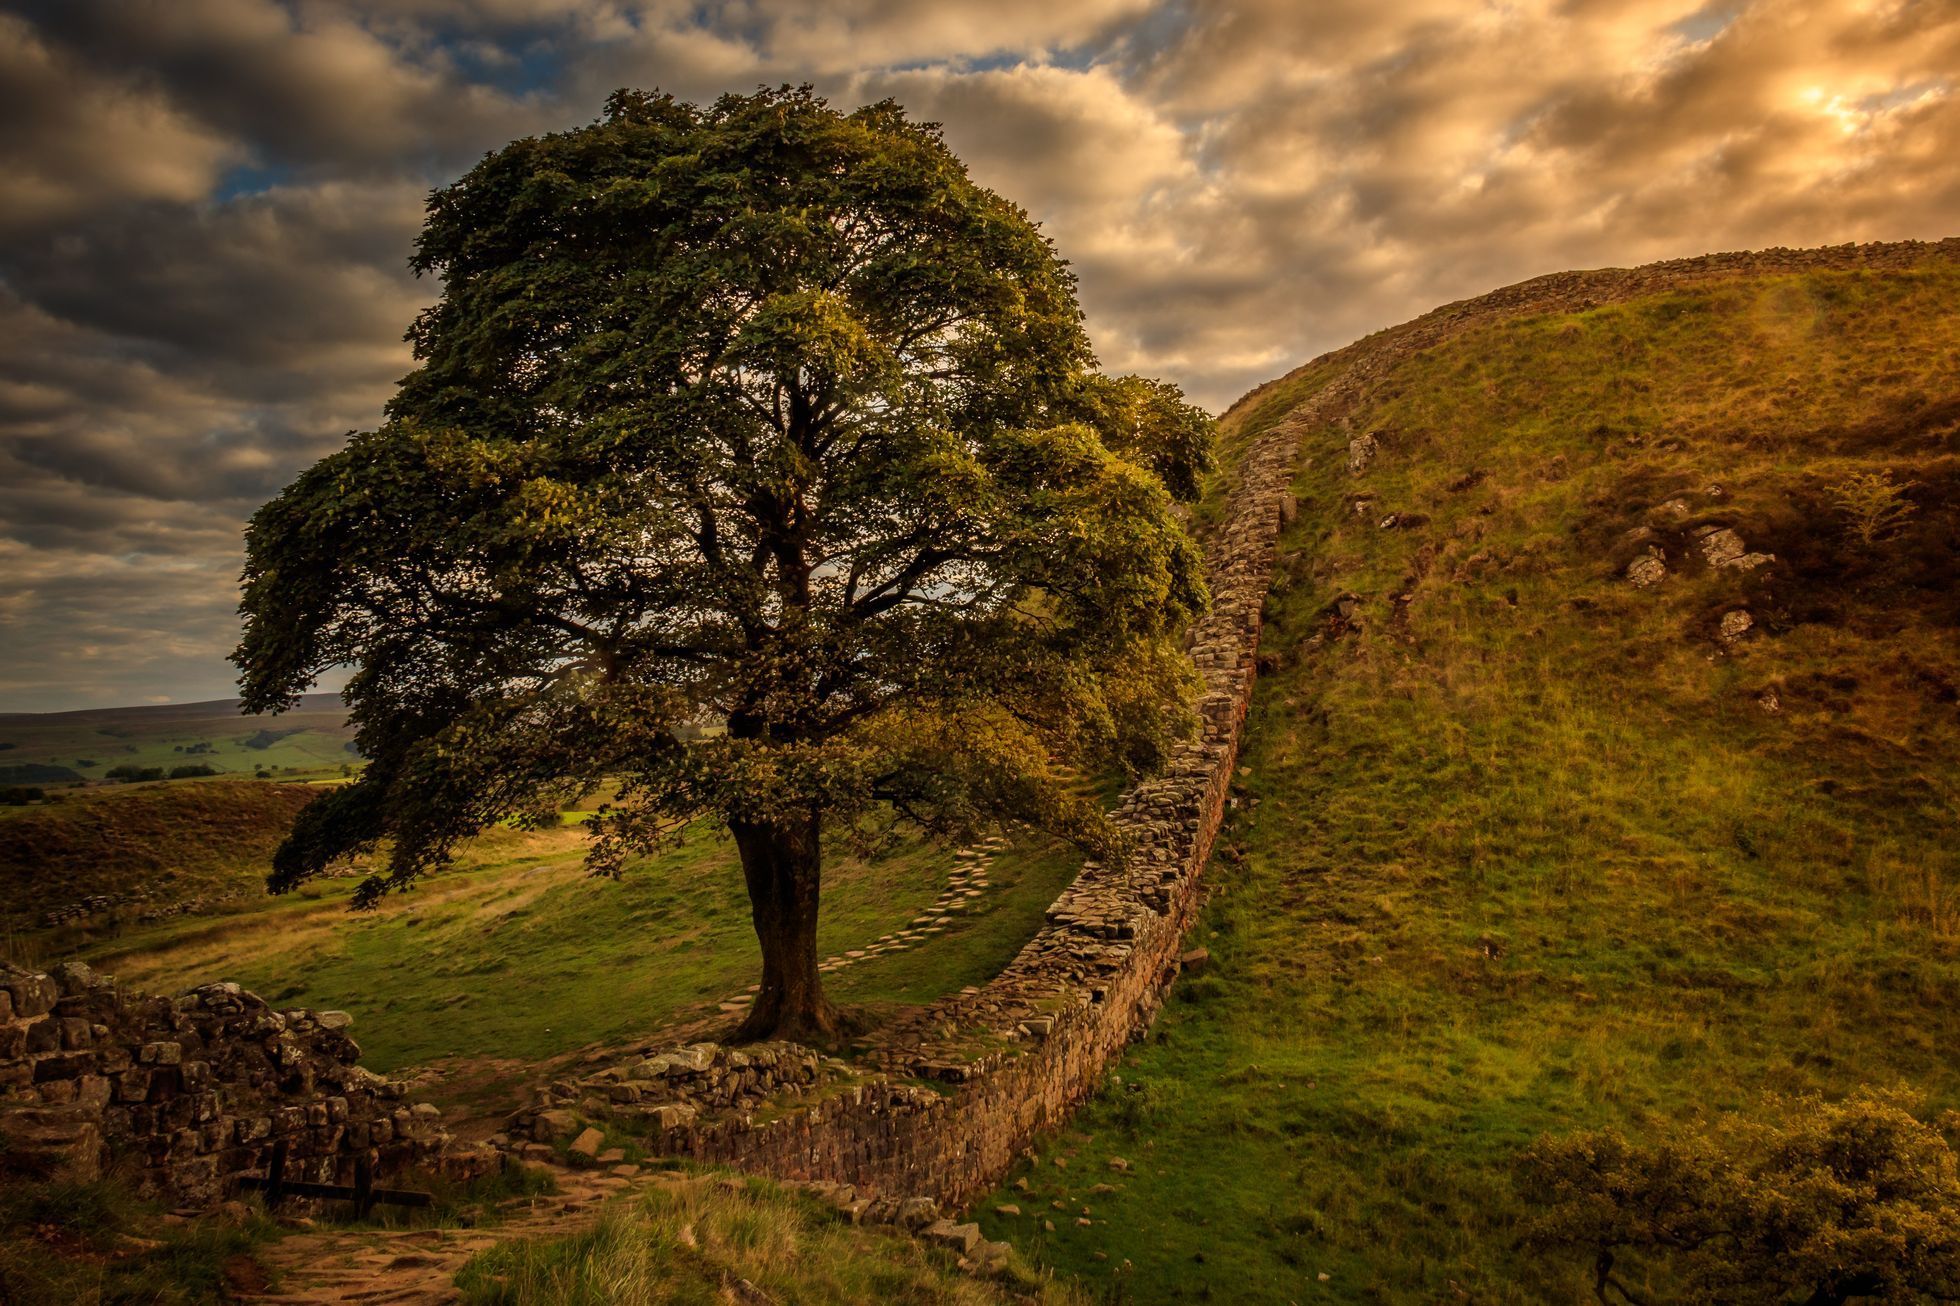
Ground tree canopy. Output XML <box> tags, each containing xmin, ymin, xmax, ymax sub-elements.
<box><xmin>234</xmin><ymin>85</ymin><xmax>1213</xmax><ymax>1038</ymax></box>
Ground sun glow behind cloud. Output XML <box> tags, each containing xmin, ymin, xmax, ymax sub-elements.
<box><xmin>0</xmin><ymin>0</ymin><xmax>1956</xmax><ymax>709</ymax></box>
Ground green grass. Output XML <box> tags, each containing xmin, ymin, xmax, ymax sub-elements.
<box><xmin>453</xmin><ymin>1171</ymin><xmax>1084</xmax><ymax>1305</ymax></box>
<box><xmin>975</xmin><ymin>259</ymin><xmax>1960</xmax><ymax>1301</ymax></box>
<box><xmin>34</xmin><ymin>819</ymin><xmax>1078</xmax><ymax>1118</ymax></box>
<box><xmin>0</xmin><ymin>1175</ymin><xmax>280</xmax><ymax>1304</ymax></box>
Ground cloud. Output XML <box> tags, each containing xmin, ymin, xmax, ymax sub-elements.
<box><xmin>0</xmin><ymin>13</ymin><xmax>240</xmax><ymax>233</ymax></box>
<box><xmin>16</xmin><ymin>0</ymin><xmax>557</xmax><ymax>175</ymax></box>
<box><xmin>0</xmin><ymin>0</ymin><xmax>1957</xmax><ymax>709</ymax></box>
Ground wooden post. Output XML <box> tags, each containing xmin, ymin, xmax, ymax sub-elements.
<box><xmin>263</xmin><ymin>1140</ymin><xmax>289</xmax><ymax>1208</ymax></box>
<box><xmin>353</xmin><ymin>1154</ymin><xmax>375</xmax><ymax>1220</ymax></box>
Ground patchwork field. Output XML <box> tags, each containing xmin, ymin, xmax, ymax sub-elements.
<box><xmin>0</xmin><ymin>694</ymin><xmax>358</xmax><ymax>786</ymax></box>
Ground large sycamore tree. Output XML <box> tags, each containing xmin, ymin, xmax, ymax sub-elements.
<box><xmin>235</xmin><ymin>87</ymin><xmax>1212</xmax><ymax>1042</ymax></box>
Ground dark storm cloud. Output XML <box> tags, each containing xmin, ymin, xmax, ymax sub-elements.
<box><xmin>15</xmin><ymin>0</ymin><xmax>556</xmax><ymax>174</ymax></box>
<box><xmin>1</xmin><ymin>0</ymin><xmax>1956</xmax><ymax>708</ymax></box>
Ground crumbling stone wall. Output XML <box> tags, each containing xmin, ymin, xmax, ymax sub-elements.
<box><xmin>0</xmin><ymin>960</ymin><xmax>450</xmax><ymax>1203</ymax></box>
<box><xmin>510</xmin><ymin>237</ymin><xmax>1960</xmax><ymax>1210</ymax></box>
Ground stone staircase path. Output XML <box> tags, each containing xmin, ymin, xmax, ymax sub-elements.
<box><xmin>711</xmin><ymin>841</ymin><xmax>1003</xmax><ymax>1013</ymax></box>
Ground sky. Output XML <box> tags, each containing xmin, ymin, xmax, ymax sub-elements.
<box><xmin>0</xmin><ymin>0</ymin><xmax>1956</xmax><ymax>712</ymax></box>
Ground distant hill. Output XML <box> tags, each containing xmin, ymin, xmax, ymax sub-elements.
<box><xmin>0</xmin><ymin>693</ymin><xmax>357</xmax><ymax>784</ymax></box>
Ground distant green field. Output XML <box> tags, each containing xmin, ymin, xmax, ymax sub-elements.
<box><xmin>978</xmin><ymin>259</ymin><xmax>1960</xmax><ymax>1301</ymax></box>
<box><xmin>0</xmin><ymin>693</ymin><xmax>357</xmax><ymax>785</ymax></box>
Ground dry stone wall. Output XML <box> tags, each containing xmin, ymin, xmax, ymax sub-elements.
<box><xmin>505</xmin><ymin>392</ymin><xmax>1303</xmax><ymax>1210</ymax></box>
<box><xmin>510</xmin><ymin>236</ymin><xmax>1960</xmax><ymax>1210</ymax></box>
<box><xmin>0</xmin><ymin>960</ymin><xmax>455</xmax><ymax>1203</ymax></box>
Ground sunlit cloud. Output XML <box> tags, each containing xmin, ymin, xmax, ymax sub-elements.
<box><xmin>0</xmin><ymin>0</ymin><xmax>1956</xmax><ymax>709</ymax></box>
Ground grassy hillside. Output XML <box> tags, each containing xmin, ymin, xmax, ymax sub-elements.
<box><xmin>976</xmin><ymin>251</ymin><xmax>1960</xmax><ymax>1300</ymax></box>
<box><xmin>0</xmin><ymin>780</ymin><xmax>319</xmax><ymax>934</ymax></box>
<box><xmin>4</xmin><ymin>729</ymin><xmax>1089</xmax><ymax>1128</ymax></box>
<box><xmin>452</xmin><ymin>1172</ymin><xmax>1084</xmax><ymax>1305</ymax></box>
<box><xmin>0</xmin><ymin>693</ymin><xmax>357</xmax><ymax>785</ymax></box>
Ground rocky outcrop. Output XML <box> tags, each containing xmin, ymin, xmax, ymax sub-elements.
<box><xmin>0</xmin><ymin>961</ymin><xmax>452</xmax><ymax>1203</ymax></box>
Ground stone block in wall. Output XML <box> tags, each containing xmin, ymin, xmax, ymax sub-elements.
<box><xmin>4</xmin><ymin>971</ymin><xmax>58</xmax><ymax>1020</ymax></box>
<box><xmin>0</xmin><ymin>1104</ymin><xmax>102</xmax><ymax>1182</ymax></box>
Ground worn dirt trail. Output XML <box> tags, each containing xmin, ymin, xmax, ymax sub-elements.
<box><xmin>239</xmin><ymin>1159</ymin><xmax>657</xmax><ymax>1305</ymax></box>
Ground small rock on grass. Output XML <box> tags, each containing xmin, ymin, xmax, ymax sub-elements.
<box><xmin>966</xmin><ymin>1240</ymin><xmax>1014</xmax><ymax>1277</ymax></box>
<box><xmin>923</xmin><ymin>1219</ymin><xmax>981</xmax><ymax>1255</ymax></box>
<box><xmin>568</xmin><ymin>1127</ymin><xmax>605</xmax><ymax>1160</ymax></box>
<box><xmin>530</xmin><ymin>1109</ymin><xmax>578</xmax><ymax>1142</ymax></box>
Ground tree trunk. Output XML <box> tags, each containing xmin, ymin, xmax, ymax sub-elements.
<box><xmin>728</xmin><ymin>811</ymin><xmax>846</xmax><ymax>1044</ymax></box>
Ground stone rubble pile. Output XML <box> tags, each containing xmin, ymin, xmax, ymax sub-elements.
<box><xmin>505</xmin><ymin>1040</ymin><xmax>855</xmax><ymax>1145</ymax></box>
<box><xmin>0</xmin><ymin>960</ymin><xmax>456</xmax><ymax>1203</ymax></box>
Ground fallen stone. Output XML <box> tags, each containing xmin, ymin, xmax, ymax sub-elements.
<box><xmin>968</xmin><ymin>1239</ymin><xmax>1014</xmax><ymax>1276</ymax></box>
<box><xmin>923</xmin><ymin>1219</ymin><xmax>982</xmax><ymax>1255</ymax></box>
<box><xmin>531</xmin><ymin>1110</ymin><xmax>579</xmax><ymax>1142</ymax></box>
<box><xmin>568</xmin><ymin>1127</ymin><xmax>605</xmax><ymax>1160</ymax></box>
<box><xmin>1699</xmin><ymin>527</ymin><xmax>1773</xmax><ymax>571</ymax></box>
<box><xmin>896</xmin><ymin>1196</ymin><xmax>939</xmax><ymax>1230</ymax></box>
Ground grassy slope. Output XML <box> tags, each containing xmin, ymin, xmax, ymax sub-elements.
<box><xmin>975</xmin><ymin>259</ymin><xmax>1960</xmax><ymax>1300</ymax></box>
<box><xmin>85</xmin><ymin>829</ymin><xmax>1075</xmax><ymax>1069</ymax></box>
<box><xmin>454</xmin><ymin>1172</ymin><xmax>1085</xmax><ymax>1306</ymax></box>
<box><xmin>0</xmin><ymin>780</ymin><xmax>319</xmax><ymax>934</ymax></box>
<box><xmin>0</xmin><ymin>694</ymin><xmax>356</xmax><ymax>784</ymax></box>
